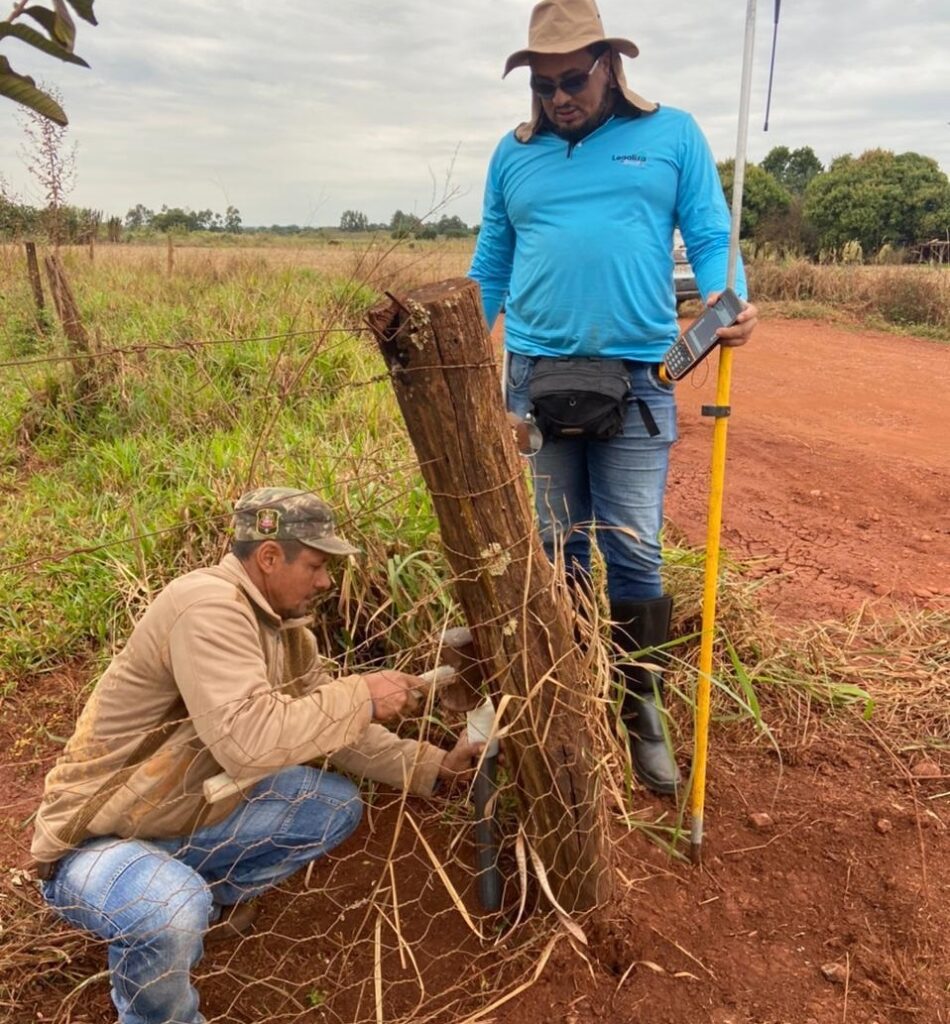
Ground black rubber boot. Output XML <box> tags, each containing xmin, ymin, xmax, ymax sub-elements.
<box><xmin>611</xmin><ymin>596</ymin><xmax>681</xmax><ymax>795</ymax></box>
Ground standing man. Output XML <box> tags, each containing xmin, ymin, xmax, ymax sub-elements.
<box><xmin>32</xmin><ymin>487</ymin><xmax>479</xmax><ymax>1024</ymax></box>
<box><xmin>469</xmin><ymin>0</ymin><xmax>759</xmax><ymax>794</ymax></box>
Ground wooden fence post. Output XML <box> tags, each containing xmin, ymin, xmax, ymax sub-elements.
<box><xmin>43</xmin><ymin>254</ymin><xmax>90</xmax><ymax>353</ymax></box>
<box><xmin>368</xmin><ymin>277</ymin><xmax>613</xmax><ymax>913</ymax></box>
<box><xmin>24</xmin><ymin>242</ymin><xmax>46</xmax><ymax>316</ymax></box>
<box><xmin>41</xmin><ymin>253</ymin><xmax>101</xmax><ymax>404</ymax></box>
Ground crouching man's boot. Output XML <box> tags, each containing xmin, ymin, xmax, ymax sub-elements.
<box><xmin>611</xmin><ymin>596</ymin><xmax>681</xmax><ymax>795</ymax></box>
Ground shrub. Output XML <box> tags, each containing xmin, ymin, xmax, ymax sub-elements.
<box><xmin>841</xmin><ymin>240</ymin><xmax>864</xmax><ymax>264</ymax></box>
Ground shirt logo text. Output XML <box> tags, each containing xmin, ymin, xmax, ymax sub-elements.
<box><xmin>612</xmin><ymin>153</ymin><xmax>647</xmax><ymax>166</ymax></box>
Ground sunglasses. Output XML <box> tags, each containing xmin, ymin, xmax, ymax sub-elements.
<box><xmin>530</xmin><ymin>55</ymin><xmax>603</xmax><ymax>101</ymax></box>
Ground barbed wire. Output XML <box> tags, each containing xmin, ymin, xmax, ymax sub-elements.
<box><xmin>0</xmin><ymin>303</ymin><xmax>501</xmax><ymax>581</ymax></box>
<box><xmin>0</xmin><ymin>457</ymin><xmax>446</xmax><ymax>578</ymax></box>
<box><xmin>0</xmin><ymin>324</ymin><xmax>373</xmax><ymax>371</ymax></box>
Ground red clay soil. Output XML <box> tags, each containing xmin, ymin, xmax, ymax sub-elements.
<box><xmin>665</xmin><ymin>317</ymin><xmax>950</xmax><ymax>623</ymax></box>
<box><xmin>1</xmin><ymin>317</ymin><xmax>947</xmax><ymax>1023</ymax></box>
<box><xmin>486</xmin><ymin>314</ymin><xmax>949</xmax><ymax>1024</ymax></box>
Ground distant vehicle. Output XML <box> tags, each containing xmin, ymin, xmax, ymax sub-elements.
<box><xmin>673</xmin><ymin>229</ymin><xmax>699</xmax><ymax>308</ymax></box>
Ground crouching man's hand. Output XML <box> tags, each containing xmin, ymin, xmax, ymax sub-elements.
<box><xmin>363</xmin><ymin>670</ymin><xmax>425</xmax><ymax>722</ymax></box>
<box><xmin>437</xmin><ymin>735</ymin><xmax>485</xmax><ymax>787</ymax></box>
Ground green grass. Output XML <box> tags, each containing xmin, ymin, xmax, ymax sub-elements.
<box><xmin>0</xmin><ymin>243</ymin><xmax>459</xmax><ymax>681</ymax></box>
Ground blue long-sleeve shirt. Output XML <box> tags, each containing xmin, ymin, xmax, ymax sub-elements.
<box><xmin>469</xmin><ymin>106</ymin><xmax>746</xmax><ymax>362</ymax></box>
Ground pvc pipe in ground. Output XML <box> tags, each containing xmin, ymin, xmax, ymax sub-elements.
<box><xmin>467</xmin><ymin>698</ymin><xmax>502</xmax><ymax>912</ymax></box>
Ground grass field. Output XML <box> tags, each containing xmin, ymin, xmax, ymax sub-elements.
<box><xmin>1</xmin><ymin>237</ymin><xmax>947</xmax><ymax>681</ymax></box>
<box><xmin>3</xmin><ymin>249</ymin><xmax>435</xmax><ymax>677</ymax></box>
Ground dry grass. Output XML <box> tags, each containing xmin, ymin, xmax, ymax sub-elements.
<box><xmin>767</xmin><ymin>608</ymin><xmax>950</xmax><ymax>745</ymax></box>
<box><xmin>7</xmin><ymin>239</ymin><xmax>946</xmax><ymax>334</ymax></box>
<box><xmin>36</xmin><ymin>237</ymin><xmax>477</xmax><ymax>296</ymax></box>
<box><xmin>748</xmin><ymin>260</ymin><xmax>950</xmax><ymax>333</ymax></box>
<box><xmin>3</xmin><ymin>584</ymin><xmax>945</xmax><ymax>1021</ymax></box>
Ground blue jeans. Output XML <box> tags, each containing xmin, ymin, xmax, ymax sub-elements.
<box><xmin>41</xmin><ymin>766</ymin><xmax>362</xmax><ymax>1024</ymax></box>
<box><xmin>506</xmin><ymin>354</ymin><xmax>677</xmax><ymax>602</ymax></box>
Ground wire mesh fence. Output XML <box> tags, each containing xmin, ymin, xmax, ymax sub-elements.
<box><xmin>0</xmin><ymin>238</ymin><xmax>636</xmax><ymax>1023</ymax></box>
<box><xmin>2</xmin><ymin>528</ymin><xmax>629</xmax><ymax>1023</ymax></box>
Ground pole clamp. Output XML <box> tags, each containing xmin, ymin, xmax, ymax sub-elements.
<box><xmin>701</xmin><ymin>404</ymin><xmax>731</xmax><ymax>419</ymax></box>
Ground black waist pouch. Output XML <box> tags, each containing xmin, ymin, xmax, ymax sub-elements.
<box><xmin>528</xmin><ymin>357</ymin><xmax>631</xmax><ymax>441</ymax></box>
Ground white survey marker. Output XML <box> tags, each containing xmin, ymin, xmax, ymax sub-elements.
<box><xmin>466</xmin><ymin>696</ymin><xmax>500</xmax><ymax>758</ymax></box>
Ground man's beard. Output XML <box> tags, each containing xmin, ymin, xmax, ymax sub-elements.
<box><xmin>550</xmin><ymin>90</ymin><xmax>616</xmax><ymax>143</ymax></box>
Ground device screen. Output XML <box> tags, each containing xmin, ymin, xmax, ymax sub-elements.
<box><xmin>683</xmin><ymin>328</ymin><xmax>709</xmax><ymax>358</ymax></box>
<box><xmin>713</xmin><ymin>302</ymin><xmax>737</xmax><ymax>326</ymax></box>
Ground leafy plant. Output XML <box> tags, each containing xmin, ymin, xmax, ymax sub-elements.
<box><xmin>0</xmin><ymin>1</ymin><xmax>97</xmax><ymax>125</ymax></box>
<box><xmin>717</xmin><ymin>159</ymin><xmax>792</xmax><ymax>238</ymax></box>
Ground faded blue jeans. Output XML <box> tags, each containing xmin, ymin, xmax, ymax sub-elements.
<box><xmin>506</xmin><ymin>354</ymin><xmax>677</xmax><ymax>602</ymax></box>
<box><xmin>41</xmin><ymin>766</ymin><xmax>362</xmax><ymax>1024</ymax></box>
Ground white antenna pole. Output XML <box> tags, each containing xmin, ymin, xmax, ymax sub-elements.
<box><xmin>727</xmin><ymin>0</ymin><xmax>758</xmax><ymax>291</ymax></box>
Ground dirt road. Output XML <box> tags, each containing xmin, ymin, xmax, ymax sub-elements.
<box><xmin>495</xmin><ymin>312</ymin><xmax>950</xmax><ymax>623</ymax></box>
<box><xmin>486</xmin><ymin>315</ymin><xmax>950</xmax><ymax>1024</ymax></box>
<box><xmin>665</xmin><ymin>317</ymin><xmax>950</xmax><ymax>622</ymax></box>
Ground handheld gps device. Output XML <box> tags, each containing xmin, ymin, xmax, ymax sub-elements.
<box><xmin>662</xmin><ymin>287</ymin><xmax>744</xmax><ymax>381</ymax></box>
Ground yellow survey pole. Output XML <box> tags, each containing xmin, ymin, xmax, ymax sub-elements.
<box><xmin>689</xmin><ymin>0</ymin><xmax>758</xmax><ymax>865</ymax></box>
<box><xmin>689</xmin><ymin>346</ymin><xmax>735</xmax><ymax>863</ymax></box>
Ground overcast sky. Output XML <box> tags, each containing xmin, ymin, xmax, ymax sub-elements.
<box><xmin>1</xmin><ymin>0</ymin><xmax>947</xmax><ymax>228</ymax></box>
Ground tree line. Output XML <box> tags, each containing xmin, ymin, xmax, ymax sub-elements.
<box><xmin>124</xmin><ymin>204</ymin><xmax>242</xmax><ymax>234</ymax></box>
<box><xmin>335</xmin><ymin>145</ymin><xmax>950</xmax><ymax>260</ymax></box>
<box><xmin>339</xmin><ymin>209</ymin><xmax>476</xmax><ymax>239</ymax></box>
<box><xmin>719</xmin><ymin>145</ymin><xmax>950</xmax><ymax>260</ymax></box>
<box><xmin>3</xmin><ymin>6</ymin><xmax>948</xmax><ymax>262</ymax></box>
<box><xmin>0</xmin><ymin>195</ymin><xmax>243</xmax><ymax>242</ymax></box>
<box><xmin>0</xmin><ymin>196</ymin><xmax>113</xmax><ymax>244</ymax></box>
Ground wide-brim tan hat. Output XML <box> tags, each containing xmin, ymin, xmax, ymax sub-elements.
<box><xmin>504</xmin><ymin>0</ymin><xmax>639</xmax><ymax>75</ymax></box>
<box><xmin>505</xmin><ymin>0</ymin><xmax>657</xmax><ymax>141</ymax></box>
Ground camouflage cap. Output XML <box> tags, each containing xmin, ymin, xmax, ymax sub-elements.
<box><xmin>233</xmin><ymin>487</ymin><xmax>359</xmax><ymax>557</ymax></box>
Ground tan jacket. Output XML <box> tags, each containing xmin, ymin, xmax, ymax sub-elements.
<box><xmin>31</xmin><ymin>554</ymin><xmax>446</xmax><ymax>866</ymax></box>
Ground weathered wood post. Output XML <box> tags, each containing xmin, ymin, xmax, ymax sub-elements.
<box><xmin>24</xmin><ymin>242</ymin><xmax>46</xmax><ymax>316</ymax></box>
<box><xmin>43</xmin><ymin>254</ymin><xmax>99</xmax><ymax>404</ymax></box>
<box><xmin>368</xmin><ymin>277</ymin><xmax>613</xmax><ymax>912</ymax></box>
<box><xmin>43</xmin><ymin>254</ymin><xmax>90</xmax><ymax>353</ymax></box>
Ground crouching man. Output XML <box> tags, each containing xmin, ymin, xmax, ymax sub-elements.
<box><xmin>31</xmin><ymin>487</ymin><xmax>480</xmax><ymax>1024</ymax></box>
